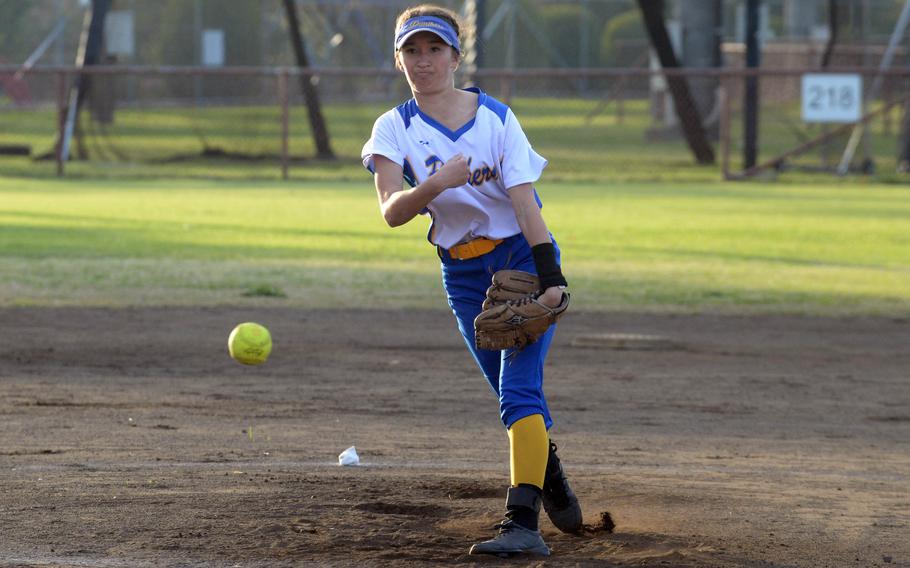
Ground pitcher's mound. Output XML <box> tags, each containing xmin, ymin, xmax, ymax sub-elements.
<box><xmin>571</xmin><ymin>333</ymin><xmax>683</xmax><ymax>351</ymax></box>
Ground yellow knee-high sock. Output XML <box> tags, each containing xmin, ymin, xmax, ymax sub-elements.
<box><xmin>507</xmin><ymin>414</ymin><xmax>549</xmax><ymax>489</ymax></box>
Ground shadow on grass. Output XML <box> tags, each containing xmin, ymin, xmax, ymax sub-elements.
<box><xmin>0</xmin><ymin>218</ymin><xmax>424</xmax><ymax>262</ymax></box>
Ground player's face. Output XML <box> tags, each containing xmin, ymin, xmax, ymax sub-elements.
<box><xmin>397</xmin><ymin>32</ymin><xmax>459</xmax><ymax>95</ymax></box>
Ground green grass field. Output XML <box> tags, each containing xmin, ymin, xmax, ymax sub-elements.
<box><xmin>2</xmin><ymin>96</ymin><xmax>909</xmax><ymax>314</ymax></box>
<box><xmin>1</xmin><ymin>175</ymin><xmax>908</xmax><ymax>315</ymax></box>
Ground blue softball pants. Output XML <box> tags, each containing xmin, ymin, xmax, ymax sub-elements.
<box><xmin>439</xmin><ymin>233</ymin><xmax>559</xmax><ymax>430</ymax></box>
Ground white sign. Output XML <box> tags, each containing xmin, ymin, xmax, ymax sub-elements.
<box><xmin>105</xmin><ymin>10</ymin><xmax>135</xmax><ymax>57</ymax></box>
<box><xmin>202</xmin><ymin>29</ymin><xmax>225</xmax><ymax>67</ymax></box>
<box><xmin>801</xmin><ymin>74</ymin><xmax>862</xmax><ymax>123</ymax></box>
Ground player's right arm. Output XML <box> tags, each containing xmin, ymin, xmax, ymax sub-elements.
<box><xmin>373</xmin><ymin>153</ymin><xmax>470</xmax><ymax>227</ymax></box>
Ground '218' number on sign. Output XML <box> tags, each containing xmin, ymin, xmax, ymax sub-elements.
<box><xmin>801</xmin><ymin>74</ymin><xmax>862</xmax><ymax>123</ymax></box>
<box><xmin>808</xmin><ymin>86</ymin><xmax>854</xmax><ymax>111</ymax></box>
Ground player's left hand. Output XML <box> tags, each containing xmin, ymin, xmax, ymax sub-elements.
<box><xmin>474</xmin><ymin>274</ymin><xmax>570</xmax><ymax>352</ymax></box>
<box><xmin>539</xmin><ymin>286</ymin><xmax>565</xmax><ymax>308</ymax></box>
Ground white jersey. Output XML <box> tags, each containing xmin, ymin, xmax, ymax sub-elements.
<box><xmin>361</xmin><ymin>88</ymin><xmax>547</xmax><ymax>249</ymax></box>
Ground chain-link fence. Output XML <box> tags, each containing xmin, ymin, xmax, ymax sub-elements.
<box><xmin>719</xmin><ymin>68</ymin><xmax>910</xmax><ymax>178</ymax></box>
<box><xmin>0</xmin><ymin>0</ymin><xmax>646</xmax><ymax>71</ymax></box>
<box><xmin>3</xmin><ymin>0</ymin><xmax>910</xmax><ymax>180</ymax></box>
<box><xmin>2</xmin><ymin>64</ymin><xmax>910</xmax><ymax>181</ymax></box>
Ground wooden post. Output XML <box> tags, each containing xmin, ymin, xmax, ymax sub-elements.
<box><xmin>743</xmin><ymin>0</ymin><xmax>761</xmax><ymax>169</ymax></box>
<box><xmin>719</xmin><ymin>81</ymin><xmax>732</xmax><ymax>180</ymax></box>
<box><xmin>499</xmin><ymin>75</ymin><xmax>512</xmax><ymax>106</ymax></box>
<box><xmin>899</xmin><ymin>99</ymin><xmax>910</xmax><ymax>172</ymax></box>
<box><xmin>883</xmin><ymin>79</ymin><xmax>893</xmax><ymax>136</ymax></box>
<box><xmin>279</xmin><ymin>70</ymin><xmax>290</xmax><ymax>181</ymax></box>
<box><xmin>56</xmin><ymin>70</ymin><xmax>66</xmax><ymax>177</ymax></box>
<box><xmin>616</xmin><ymin>86</ymin><xmax>624</xmax><ymax>125</ymax></box>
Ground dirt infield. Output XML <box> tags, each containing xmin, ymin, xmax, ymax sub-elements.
<box><xmin>1</xmin><ymin>307</ymin><xmax>908</xmax><ymax>567</ymax></box>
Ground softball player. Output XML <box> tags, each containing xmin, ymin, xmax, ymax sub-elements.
<box><xmin>361</xmin><ymin>5</ymin><xmax>582</xmax><ymax>556</ymax></box>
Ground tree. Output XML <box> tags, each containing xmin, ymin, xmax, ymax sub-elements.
<box><xmin>679</xmin><ymin>0</ymin><xmax>721</xmax><ymax>123</ymax></box>
<box><xmin>283</xmin><ymin>0</ymin><xmax>334</xmax><ymax>160</ymax></box>
<box><xmin>636</xmin><ymin>0</ymin><xmax>715</xmax><ymax>165</ymax></box>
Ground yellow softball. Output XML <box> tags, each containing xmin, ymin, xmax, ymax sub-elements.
<box><xmin>228</xmin><ymin>322</ymin><xmax>272</xmax><ymax>365</ymax></box>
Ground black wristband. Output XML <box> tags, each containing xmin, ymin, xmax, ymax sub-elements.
<box><xmin>531</xmin><ymin>242</ymin><xmax>568</xmax><ymax>290</ymax></box>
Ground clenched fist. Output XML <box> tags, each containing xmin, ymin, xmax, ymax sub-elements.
<box><xmin>431</xmin><ymin>153</ymin><xmax>471</xmax><ymax>191</ymax></box>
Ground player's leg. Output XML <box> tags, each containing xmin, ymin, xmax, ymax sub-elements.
<box><xmin>440</xmin><ymin>256</ymin><xmax>503</xmax><ymax>394</ymax></box>
<box><xmin>469</xmin><ymin>412</ymin><xmax>551</xmax><ymax>557</ymax></box>
<box><xmin>440</xmin><ymin>246</ymin><xmax>547</xmax><ymax>555</ymax></box>
<box><xmin>469</xmin><ymin>315</ymin><xmax>556</xmax><ymax>556</ymax></box>
<box><xmin>442</xmin><ymin>237</ymin><xmax>580</xmax><ymax>554</ymax></box>
<box><xmin>498</xmin><ymin>235</ymin><xmax>583</xmax><ymax>534</ymax></box>
<box><xmin>442</xmin><ymin>250</ymin><xmax>552</xmax><ymax>555</ymax></box>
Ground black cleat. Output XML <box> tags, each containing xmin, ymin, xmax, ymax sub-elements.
<box><xmin>542</xmin><ymin>441</ymin><xmax>584</xmax><ymax>533</ymax></box>
<box><xmin>468</xmin><ymin>520</ymin><xmax>550</xmax><ymax>557</ymax></box>
<box><xmin>469</xmin><ymin>485</ymin><xmax>551</xmax><ymax>557</ymax></box>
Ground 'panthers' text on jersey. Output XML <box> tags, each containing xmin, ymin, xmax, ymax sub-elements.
<box><xmin>362</xmin><ymin>88</ymin><xmax>547</xmax><ymax>249</ymax></box>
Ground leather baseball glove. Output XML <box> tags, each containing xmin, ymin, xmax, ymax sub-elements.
<box><xmin>482</xmin><ymin>270</ymin><xmax>541</xmax><ymax>310</ymax></box>
<box><xmin>474</xmin><ymin>270</ymin><xmax>570</xmax><ymax>351</ymax></box>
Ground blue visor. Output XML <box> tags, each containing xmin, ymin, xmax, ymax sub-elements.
<box><xmin>394</xmin><ymin>16</ymin><xmax>460</xmax><ymax>52</ymax></box>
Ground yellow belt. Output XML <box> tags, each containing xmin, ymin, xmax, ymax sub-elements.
<box><xmin>446</xmin><ymin>237</ymin><xmax>504</xmax><ymax>260</ymax></box>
